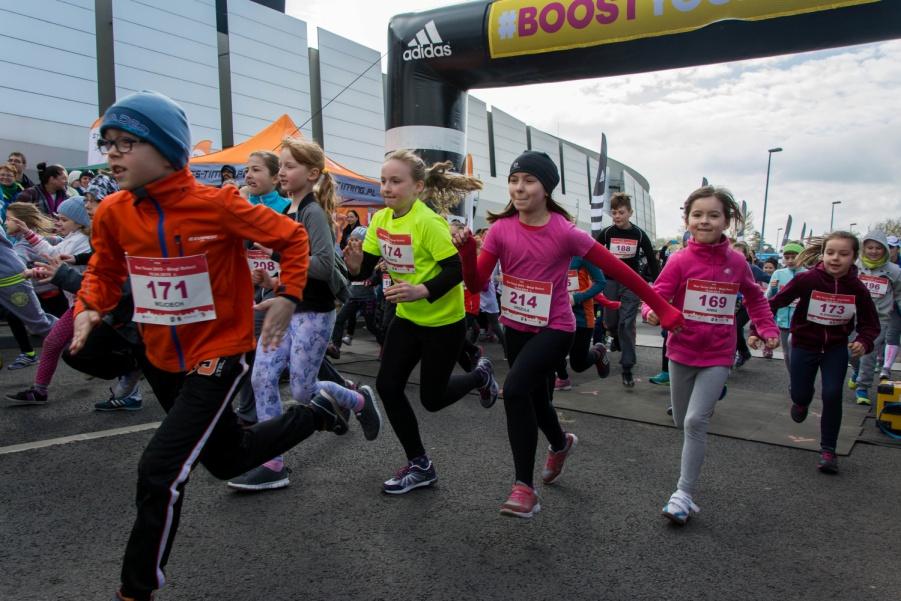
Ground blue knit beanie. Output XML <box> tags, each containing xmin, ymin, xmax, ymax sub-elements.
<box><xmin>100</xmin><ymin>91</ymin><xmax>191</xmax><ymax>170</ymax></box>
<box><xmin>58</xmin><ymin>196</ymin><xmax>91</xmax><ymax>227</ymax></box>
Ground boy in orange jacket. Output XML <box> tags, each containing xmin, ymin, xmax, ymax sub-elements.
<box><xmin>70</xmin><ymin>91</ymin><xmax>379</xmax><ymax>601</ymax></box>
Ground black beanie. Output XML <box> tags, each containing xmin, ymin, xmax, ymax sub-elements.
<box><xmin>509</xmin><ymin>150</ymin><xmax>560</xmax><ymax>195</ymax></box>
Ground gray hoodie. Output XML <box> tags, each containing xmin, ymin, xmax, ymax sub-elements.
<box><xmin>0</xmin><ymin>234</ymin><xmax>27</xmax><ymax>280</ymax></box>
<box><xmin>857</xmin><ymin>229</ymin><xmax>901</xmax><ymax>322</ymax></box>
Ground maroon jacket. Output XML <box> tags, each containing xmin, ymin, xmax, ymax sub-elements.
<box><xmin>759</xmin><ymin>263</ymin><xmax>879</xmax><ymax>354</ymax></box>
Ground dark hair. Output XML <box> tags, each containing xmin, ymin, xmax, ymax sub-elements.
<box><xmin>346</xmin><ymin>209</ymin><xmax>360</xmax><ymax>221</ymax></box>
<box><xmin>764</xmin><ymin>257</ymin><xmax>779</xmax><ymax>269</ymax></box>
<box><xmin>8</xmin><ymin>151</ymin><xmax>26</xmax><ymax>165</ymax></box>
<box><xmin>609</xmin><ymin>192</ymin><xmax>632</xmax><ymax>212</ymax></box>
<box><xmin>248</xmin><ymin>151</ymin><xmax>279</xmax><ymax>177</ymax></box>
<box><xmin>796</xmin><ymin>231</ymin><xmax>860</xmax><ymax>267</ymax></box>
<box><xmin>683</xmin><ymin>185</ymin><xmax>744</xmax><ymax>228</ymax></box>
<box><xmin>36</xmin><ymin>162</ymin><xmax>65</xmax><ymax>186</ymax></box>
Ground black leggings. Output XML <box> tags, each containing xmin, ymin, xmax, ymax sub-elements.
<box><xmin>4</xmin><ymin>312</ymin><xmax>34</xmax><ymax>354</ymax></box>
<box><xmin>504</xmin><ymin>326</ymin><xmax>573</xmax><ymax>487</ymax></box>
<box><xmin>735</xmin><ymin>306</ymin><xmax>751</xmax><ymax>357</ymax></box>
<box><xmin>376</xmin><ymin>316</ymin><xmax>484</xmax><ymax>460</ymax></box>
<box><xmin>556</xmin><ymin>327</ymin><xmax>598</xmax><ymax>379</ymax></box>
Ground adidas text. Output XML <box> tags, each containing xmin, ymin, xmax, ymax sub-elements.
<box><xmin>403</xmin><ymin>44</ymin><xmax>452</xmax><ymax>61</ymax></box>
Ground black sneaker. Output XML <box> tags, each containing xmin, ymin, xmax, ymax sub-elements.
<box><xmin>325</xmin><ymin>342</ymin><xmax>341</xmax><ymax>360</ymax></box>
<box><xmin>310</xmin><ymin>391</ymin><xmax>350</xmax><ymax>435</ymax></box>
<box><xmin>227</xmin><ymin>464</ymin><xmax>291</xmax><ymax>491</ymax></box>
<box><xmin>383</xmin><ymin>458</ymin><xmax>438</xmax><ymax>494</ymax></box>
<box><xmin>356</xmin><ymin>385</ymin><xmax>382</xmax><ymax>441</ymax></box>
<box><xmin>94</xmin><ymin>385</ymin><xmax>143</xmax><ymax>412</ymax></box>
<box><xmin>593</xmin><ymin>343</ymin><xmax>610</xmax><ymax>379</ymax></box>
<box><xmin>790</xmin><ymin>403</ymin><xmax>808</xmax><ymax>423</ymax></box>
<box><xmin>817</xmin><ymin>450</ymin><xmax>838</xmax><ymax>474</ymax></box>
<box><xmin>4</xmin><ymin>388</ymin><xmax>48</xmax><ymax>406</ymax></box>
<box><xmin>474</xmin><ymin>357</ymin><xmax>499</xmax><ymax>408</ymax></box>
<box><xmin>622</xmin><ymin>371</ymin><xmax>635</xmax><ymax>388</ymax></box>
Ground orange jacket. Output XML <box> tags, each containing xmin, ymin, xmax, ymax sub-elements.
<box><xmin>75</xmin><ymin>167</ymin><xmax>309</xmax><ymax>372</ymax></box>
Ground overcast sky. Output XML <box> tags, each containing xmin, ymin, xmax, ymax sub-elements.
<box><xmin>286</xmin><ymin>0</ymin><xmax>901</xmax><ymax>241</ymax></box>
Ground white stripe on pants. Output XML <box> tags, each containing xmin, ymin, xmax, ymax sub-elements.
<box><xmin>669</xmin><ymin>360</ymin><xmax>730</xmax><ymax>497</ymax></box>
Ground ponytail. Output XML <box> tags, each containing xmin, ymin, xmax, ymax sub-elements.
<box><xmin>384</xmin><ymin>150</ymin><xmax>483</xmax><ymax>216</ymax></box>
<box><xmin>37</xmin><ymin>162</ymin><xmax>65</xmax><ymax>186</ymax></box>
<box><xmin>314</xmin><ymin>171</ymin><xmax>338</xmax><ymax>231</ymax></box>
<box><xmin>796</xmin><ymin>231</ymin><xmax>860</xmax><ymax>267</ymax></box>
<box><xmin>281</xmin><ymin>137</ymin><xmax>336</xmax><ymax>231</ymax></box>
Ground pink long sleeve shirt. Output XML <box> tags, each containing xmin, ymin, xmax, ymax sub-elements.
<box><xmin>642</xmin><ymin>236</ymin><xmax>778</xmax><ymax>368</ymax></box>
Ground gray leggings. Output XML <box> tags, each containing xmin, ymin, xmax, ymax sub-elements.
<box><xmin>669</xmin><ymin>360</ymin><xmax>731</xmax><ymax>497</ymax></box>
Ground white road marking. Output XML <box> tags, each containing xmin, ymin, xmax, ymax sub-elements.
<box><xmin>0</xmin><ymin>422</ymin><xmax>160</xmax><ymax>456</ymax></box>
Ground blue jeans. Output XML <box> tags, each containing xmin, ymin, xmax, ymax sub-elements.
<box><xmin>790</xmin><ymin>345</ymin><xmax>849</xmax><ymax>451</ymax></box>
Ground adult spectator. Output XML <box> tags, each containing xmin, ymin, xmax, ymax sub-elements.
<box><xmin>14</xmin><ymin>162</ymin><xmax>70</xmax><ymax>215</ymax></box>
<box><xmin>339</xmin><ymin>209</ymin><xmax>360</xmax><ymax>249</ymax></box>
<box><xmin>888</xmin><ymin>235</ymin><xmax>901</xmax><ymax>267</ymax></box>
<box><xmin>220</xmin><ymin>164</ymin><xmax>236</xmax><ymax>188</ymax></box>
<box><xmin>7</xmin><ymin>152</ymin><xmax>34</xmax><ymax>188</ymax></box>
<box><xmin>1</xmin><ymin>162</ymin><xmax>23</xmax><ymax>223</ymax></box>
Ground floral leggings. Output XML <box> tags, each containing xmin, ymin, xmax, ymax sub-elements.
<box><xmin>251</xmin><ymin>310</ymin><xmax>336</xmax><ymax>424</ymax></box>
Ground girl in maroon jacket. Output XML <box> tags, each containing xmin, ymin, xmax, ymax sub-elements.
<box><xmin>754</xmin><ymin>232</ymin><xmax>880</xmax><ymax>474</ymax></box>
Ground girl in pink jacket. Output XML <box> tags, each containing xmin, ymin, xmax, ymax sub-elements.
<box><xmin>644</xmin><ymin>186</ymin><xmax>779</xmax><ymax>525</ymax></box>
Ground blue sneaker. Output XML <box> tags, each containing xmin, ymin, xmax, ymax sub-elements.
<box><xmin>7</xmin><ymin>352</ymin><xmax>38</xmax><ymax>370</ymax></box>
<box><xmin>662</xmin><ymin>490</ymin><xmax>700</xmax><ymax>525</ymax></box>
<box><xmin>848</xmin><ymin>371</ymin><xmax>858</xmax><ymax>390</ymax></box>
<box><xmin>649</xmin><ymin>371</ymin><xmax>670</xmax><ymax>386</ymax></box>
<box><xmin>94</xmin><ymin>384</ymin><xmax>143</xmax><ymax>412</ymax></box>
<box><xmin>383</xmin><ymin>457</ymin><xmax>438</xmax><ymax>494</ymax></box>
<box><xmin>855</xmin><ymin>388</ymin><xmax>871</xmax><ymax>406</ymax></box>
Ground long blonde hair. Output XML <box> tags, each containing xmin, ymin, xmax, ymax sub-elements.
<box><xmin>281</xmin><ymin>137</ymin><xmax>337</xmax><ymax>230</ymax></box>
<box><xmin>6</xmin><ymin>202</ymin><xmax>56</xmax><ymax>236</ymax></box>
<box><xmin>796</xmin><ymin>232</ymin><xmax>859</xmax><ymax>268</ymax></box>
<box><xmin>385</xmin><ymin>149</ymin><xmax>483</xmax><ymax>216</ymax></box>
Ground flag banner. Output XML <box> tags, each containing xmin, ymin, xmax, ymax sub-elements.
<box><xmin>590</xmin><ymin>133</ymin><xmax>608</xmax><ymax>234</ymax></box>
<box><xmin>800</xmin><ymin>222</ymin><xmax>807</xmax><ymax>241</ymax></box>
<box><xmin>782</xmin><ymin>215</ymin><xmax>793</xmax><ymax>247</ymax></box>
<box><xmin>702</xmin><ymin>177</ymin><xmax>708</xmax><ymax>186</ymax></box>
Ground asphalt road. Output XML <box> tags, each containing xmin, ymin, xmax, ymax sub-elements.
<box><xmin>1</xmin><ymin>324</ymin><xmax>899</xmax><ymax>601</ymax></box>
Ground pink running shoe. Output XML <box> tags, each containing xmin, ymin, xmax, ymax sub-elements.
<box><xmin>499</xmin><ymin>483</ymin><xmax>541</xmax><ymax>518</ymax></box>
<box><xmin>542</xmin><ymin>432</ymin><xmax>578</xmax><ymax>484</ymax></box>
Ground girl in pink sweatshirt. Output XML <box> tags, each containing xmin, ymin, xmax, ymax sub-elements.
<box><xmin>644</xmin><ymin>186</ymin><xmax>779</xmax><ymax>525</ymax></box>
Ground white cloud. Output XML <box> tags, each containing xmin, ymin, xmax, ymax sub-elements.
<box><xmin>286</xmin><ymin>2</ymin><xmax>901</xmax><ymax>241</ymax></box>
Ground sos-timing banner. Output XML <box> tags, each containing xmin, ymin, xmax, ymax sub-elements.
<box><xmin>488</xmin><ymin>0</ymin><xmax>881</xmax><ymax>59</ymax></box>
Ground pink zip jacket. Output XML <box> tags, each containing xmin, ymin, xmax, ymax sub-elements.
<box><xmin>641</xmin><ymin>236</ymin><xmax>779</xmax><ymax>368</ymax></box>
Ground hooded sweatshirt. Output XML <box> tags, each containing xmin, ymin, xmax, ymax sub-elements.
<box><xmin>856</xmin><ymin>229</ymin><xmax>901</xmax><ymax>323</ymax></box>
<box><xmin>641</xmin><ymin>236</ymin><xmax>778</xmax><ymax>368</ymax></box>
<box><xmin>762</xmin><ymin>263</ymin><xmax>880</xmax><ymax>354</ymax></box>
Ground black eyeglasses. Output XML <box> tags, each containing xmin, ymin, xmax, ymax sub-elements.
<box><xmin>97</xmin><ymin>137</ymin><xmax>143</xmax><ymax>155</ymax></box>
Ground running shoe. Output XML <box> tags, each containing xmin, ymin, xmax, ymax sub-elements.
<box><xmin>356</xmin><ymin>385</ymin><xmax>382</xmax><ymax>441</ymax></box>
<box><xmin>94</xmin><ymin>385</ymin><xmax>143</xmax><ymax>412</ymax></box>
<box><xmin>499</xmin><ymin>483</ymin><xmax>541</xmax><ymax>518</ymax></box>
<box><xmin>848</xmin><ymin>371</ymin><xmax>858</xmax><ymax>390</ymax></box>
<box><xmin>817</xmin><ymin>450</ymin><xmax>839</xmax><ymax>474</ymax></box>
<box><xmin>383</xmin><ymin>458</ymin><xmax>438</xmax><ymax>494</ymax></box>
<box><xmin>733</xmin><ymin>351</ymin><xmax>751</xmax><ymax>369</ymax></box>
<box><xmin>662</xmin><ymin>490</ymin><xmax>700</xmax><ymax>525</ymax></box>
<box><xmin>554</xmin><ymin>377</ymin><xmax>572</xmax><ymax>391</ymax></box>
<box><xmin>6</xmin><ymin>352</ymin><xmax>38</xmax><ymax>370</ymax></box>
<box><xmin>622</xmin><ymin>371</ymin><xmax>635</xmax><ymax>388</ymax></box>
<box><xmin>227</xmin><ymin>464</ymin><xmax>291</xmax><ymax>491</ymax></box>
<box><xmin>474</xmin><ymin>356</ymin><xmax>499</xmax><ymax>408</ymax></box>
<box><xmin>542</xmin><ymin>432</ymin><xmax>578</xmax><ymax>485</ymax></box>
<box><xmin>855</xmin><ymin>389</ymin><xmax>871</xmax><ymax>406</ymax></box>
<box><xmin>593</xmin><ymin>343</ymin><xmax>611</xmax><ymax>378</ymax></box>
<box><xmin>325</xmin><ymin>342</ymin><xmax>341</xmax><ymax>360</ymax></box>
<box><xmin>666</xmin><ymin>404</ymin><xmax>673</xmax><ymax>416</ymax></box>
<box><xmin>608</xmin><ymin>337</ymin><xmax>620</xmax><ymax>353</ymax></box>
<box><xmin>342</xmin><ymin>335</ymin><xmax>353</xmax><ymax>346</ymax></box>
<box><xmin>762</xmin><ymin>347</ymin><xmax>774</xmax><ymax>359</ymax></box>
<box><xmin>4</xmin><ymin>388</ymin><xmax>48</xmax><ymax>406</ymax></box>
<box><xmin>879</xmin><ymin>369</ymin><xmax>892</xmax><ymax>382</ymax></box>
<box><xmin>790</xmin><ymin>403</ymin><xmax>809</xmax><ymax>423</ymax></box>
<box><xmin>649</xmin><ymin>371</ymin><xmax>670</xmax><ymax>386</ymax></box>
<box><xmin>309</xmin><ymin>391</ymin><xmax>350</xmax><ymax>435</ymax></box>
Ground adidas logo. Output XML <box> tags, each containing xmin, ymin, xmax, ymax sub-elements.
<box><xmin>403</xmin><ymin>20</ymin><xmax>452</xmax><ymax>62</ymax></box>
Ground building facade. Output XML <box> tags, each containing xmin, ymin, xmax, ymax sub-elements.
<box><xmin>0</xmin><ymin>0</ymin><xmax>654</xmax><ymax>238</ymax></box>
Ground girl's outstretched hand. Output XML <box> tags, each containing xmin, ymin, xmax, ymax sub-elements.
<box><xmin>452</xmin><ymin>227</ymin><xmax>473</xmax><ymax>249</ymax></box>
<box><xmin>849</xmin><ymin>341</ymin><xmax>866</xmax><ymax>359</ymax></box>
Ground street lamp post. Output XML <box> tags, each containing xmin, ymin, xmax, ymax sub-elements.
<box><xmin>759</xmin><ymin>147</ymin><xmax>783</xmax><ymax>252</ymax></box>
<box><xmin>830</xmin><ymin>201</ymin><xmax>842</xmax><ymax>232</ymax></box>
<box><xmin>850</xmin><ymin>222</ymin><xmax>857</xmax><ymax>233</ymax></box>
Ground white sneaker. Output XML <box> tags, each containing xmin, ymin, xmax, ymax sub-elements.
<box><xmin>342</xmin><ymin>335</ymin><xmax>353</xmax><ymax>346</ymax></box>
<box><xmin>661</xmin><ymin>490</ymin><xmax>700</xmax><ymax>525</ymax></box>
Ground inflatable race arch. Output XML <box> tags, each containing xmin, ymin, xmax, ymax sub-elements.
<box><xmin>386</xmin><ymin>0</ymin><xmax>901</xmax><ymax>175</ymax></box>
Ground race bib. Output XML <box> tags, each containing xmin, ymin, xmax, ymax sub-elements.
<box><xmin>127</xmin><ymin>255</ymin><xmax>216</xmax><ymax>325</ymax></box>
<box><xmin>567</xmin><ymin>270</ymin><xmax>580</xmax><ymax>292</ymax></box>
<box><xmin>859</xmin><ymin>274</ymin><xmax>889</xmax><ymax>299</ymax></box>
<box><xmin>377</xmin><ymin>228</ymin><xmax>415</xmax><ymax>273</ymax></box>
<box><xmin>610</xmin><ymin>237</ymin><xmax>638</xmax><ymax>259</ymax></box>
<box><xmin>501</xmin><ymin>274</ymin><xmax>552</xmax><ymax>327</ymax></box>
<box><xmin>807</xmin><ymin>290</ymin><xmax>856</xmax><ymax>326</ymax></box>
<box><xmin>246</xmin><ymin>249</ymin><xmax>279</xmax><ymax>278</ymax></box>
<box><xmin>683</xmin><ymin>279</ymin><xmax>739</xmax><ymax>325</ymax></box>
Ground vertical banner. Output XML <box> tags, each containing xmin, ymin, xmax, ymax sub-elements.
<box><xmin>782</xmin><ymin>215</ymin><xmax>793</xmax><ymax>247</ymax></box>
<box><xmin>87</xmin><ymin>117</ymin><xmax>104</xmax><ymax>167</ymax></box>
<box><xmin>590</xmin><ymin>133</ymin><xmax>608</xmax><ymax>235</ymax></box>
<box><xmin>737</xmin><ymin>200</ymin><xmax>748</xmax><ymax>241</ymax></box>
<box><xmin>463</xmin><ymin>153</ymin><xmax>478</xmax><ymax>227</ymax></box>
<box><xmin>702</xmin><ymin>177</ymin><xmax>709</xmax><ymax>186</ymax></box>
<box><xmin>800</xmin><ymin>222</ymin><xmax>807</xmax><ymax>241</ymax></box>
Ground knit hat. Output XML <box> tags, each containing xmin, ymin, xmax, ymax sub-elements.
<box><xmin>67</xmin><ymin>170</ymin><xmax>82</xmax><ymax>185</ymax></box>
<box><xmin>57</xmin><ymin>196</ymin><xmax>90</xmax><ymax>227</ymax></box>
<box><xmin>350</xmin><ymin>226</ymin><xmax>367</xmax><ymax>240</ymax></box>
<box><xmin>100</xmin><ymin>91</ymin><xmax>191</xmax><ymax>170</ymax></box>
<box><xmin>888</xmin><ymin>235</ymin><xmax>900</xmax><ymax>248</ymax></box>
<box><xmin>509</xmin><ymin>150</ymin><xmax>560</xmax><ymax>195</ymax></box>
<box><xmin>85</xmin><ymin>173</ymin><xmax>119</xmax><ymax>201</ymax></box>
<box><xmin>782</xmin><ymin>242</ymin><xmax>804</xmax><ymax>255</ymax></box>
